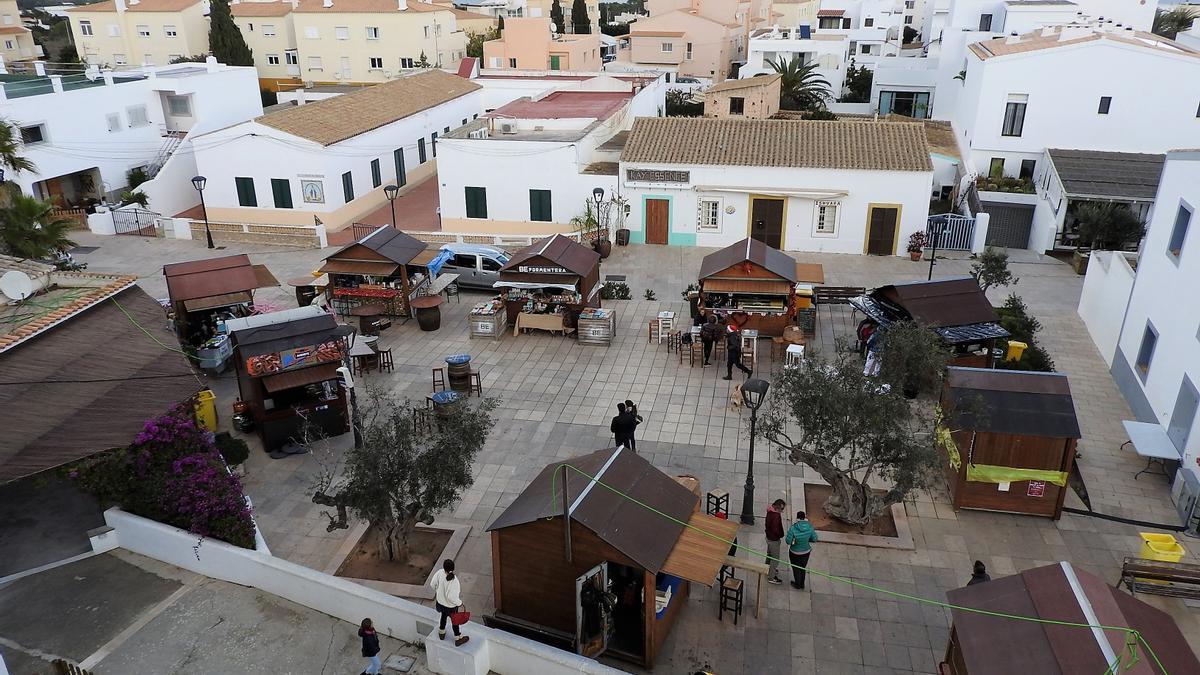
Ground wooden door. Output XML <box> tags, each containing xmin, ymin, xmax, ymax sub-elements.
<box><xmin>645</xmin><ymin>199</ymin><xmax>669</xmax><ymax>245</ymax></box>
<box><xmin>750</xmin><ymin>198</ymin><xmax>784</xmax><ymax>249</ymax></box>
<box><xmin>867</xmin><ymin>207</ymin><xmax>899</xmax><ymax>255</ymax></box>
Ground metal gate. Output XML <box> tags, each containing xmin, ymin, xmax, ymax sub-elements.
<box><xmin>981</xmin><ymin>202</ymin><xmax>1035</xmax><ymax>249</ymax></box>
<box><xmin>111</xmin><ymin>208</ymin><xmax>158</xmax><ymax>236</ymax></box>
<box><xmin>925</xmin><ymin>214</ymin><xmax>976</xmax><ymax>251</ymax></box>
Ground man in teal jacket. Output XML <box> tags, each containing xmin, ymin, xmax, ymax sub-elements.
<box><xmin>785</xmin><ymin>511</ymin><xmax>818</xmax><ymax>590</ymax></box>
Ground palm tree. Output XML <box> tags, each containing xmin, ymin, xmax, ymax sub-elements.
<box><xmin>1</xmin><ymin>120</ymin><xmax>36</xmax><ymax>176</ymax></box>
<box><xmin>1075</xmin><ymin>202</ymin><xmax>1145</xmax><ymax>251</ymax></box>
<box><xmin>768</xmin><ymin>57</ymin><xmax>833</xmax><ymax>111</ymax></box>
<box><xmin>0</xmin><ymin>193</ymin><xmax>77</xmax><ymax>259</ymax></box>
<box><xmin>1152</xmin><ymin>6</ymin><xmax>1197</xmax><ymax>39</ymax></box>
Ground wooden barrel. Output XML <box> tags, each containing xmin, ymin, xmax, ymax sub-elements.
<box><xmin>446</xmin><ymin>354</ymin><xmax>472</xmax><ymax>392</ymax></box>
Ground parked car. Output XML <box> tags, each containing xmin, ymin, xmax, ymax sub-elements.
<box><xmin>439</xmin><ymin>244</ymin><xmax>511</xmax><ymax>289</ymax></box>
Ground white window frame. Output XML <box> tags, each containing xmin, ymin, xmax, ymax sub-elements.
<box><xmin>4</xmin><ymin>40</ymin><xmax>12</xmax><ymax>50</ymax></box>
<box><xmin>127</xmin><ymin>104</ymin><xmax>150</xmax><ymax>128</ymax></box>
<box><xmin>308</xmin><ymin>56</ymin><xmax>323</xmax><ymax>70</ymax></box>
<box><xmin>366</xmin><ymin>26</ymin><xmax>380</xmax><ymax>39</ymax></box>
<box><xmin>697</xmin><ymin>197</ymin><xmax>722</xmax><ymax>233</ymax></box>
<box><xmin>661</xmin><ymin>42</ymin><xmax>673</xmax><ymax>53</ymax></box>
<box><xmin>263</xmin><ymin>24</ymin><xmax>276</xmax><ymax>37</ymax></box>
<box><xmin>424</xmin><ymin>25</ymin><xmax>431</xmax><ymax>38</ymax></box>
<box><xmin>136</xmin><ymin>24</ymin><xmax>150</xmax><ymax>38</ymax></box>
<box><xmin>113</xmin><ymin>53</ymin><xmax>128</xmax><ymax>65</ymax></box>
<box><xmin>107</xmin><ymin>24</ymin><xmax>121</xmax><ymax>37</ymax></box>
<box><xmin>335</xmin><ymin>26</ymin><xmax>349</xmax><ymax>40</ymax></box>
<box><xmin>19</xmin><ymin>123</ymin><xmax>47</xmax><ymax>146</ymax></box>
<box><xmin>142</xmin><ymin>53</ymin><xmax>154</xmax><ymax>65</ymax></box>
<box><xmin>368</xmin><ymin>56</ymin><xmax>384</xmax><ymax>70</ymax></box>
<box><xmin>304</xmin><ymin>26</ymin><xmax>319</xmax><ymax>39</ymax></box>
<box><xmin>285</xmin><ymin>50</ymin><xmax>298</xmax><ymax>65</ymax></box>
<box><xmin>166</xmin><ymin>94</ymin><xmax>192</xmax><ymax>117</ymax></box>
<box><xmin>267</xmin><ymin>53</ymin><xmax>281</xmax><ymax>65</ymax></box>
<box><xmin>79</xmin><ymin>20</ymin><xmax>93</xmax><ymax>36</ymax></box>
<box><xmin>813</xmin><ymin>200</ymin><xmax>839</xmax><ymax>236</ymax></box>
<box><xmin>164</xmin><ymin>24</ymin><xmax>177</xmax><ymax>37</ymax></box>
<box><xmin>106</xmin><ymin>112</ymin><xmax>122</xmax><ymax>133</ymax></box>
<box><xmin>400</xmin><ymin>57</ymin><xmax>414</xmax><ymax>68</ymax></box>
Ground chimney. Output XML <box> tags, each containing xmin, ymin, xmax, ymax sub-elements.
<box><xmin>114</xmin><ymin>0</ymin><xmax>126</xmax><ymax>12</ymax></box>
<box><xmin>398</xmin><ymin>0</ymin><xmax>407</xmax><ymax>9</ymax></box>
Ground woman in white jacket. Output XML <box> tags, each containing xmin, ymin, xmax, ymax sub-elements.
<box><xmin>430</xmin><ymin>559</ymin><xmax>470</xmax><ymax>647</ymax></box>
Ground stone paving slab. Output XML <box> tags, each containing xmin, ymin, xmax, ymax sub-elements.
<box><xmin>68</xmin><ymin>233</ymin><xmax>1200</xmax><ymax>673</ymax></box>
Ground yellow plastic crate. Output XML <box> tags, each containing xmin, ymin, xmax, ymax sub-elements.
<box><xmin>1139</xmin><ymin>532</ymin><xmax>1186</xmax><ymax>563</ymax></box>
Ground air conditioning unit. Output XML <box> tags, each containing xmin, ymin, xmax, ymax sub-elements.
<box><xmin>500</xmin><ymin>122</ymin><xmax>516</xmax><ymax>134</ymax></box>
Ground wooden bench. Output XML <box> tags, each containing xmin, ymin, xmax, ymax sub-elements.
<box><xmin>1118</xmin><ymin>557</ymin><xmax>1200</xmax><ymax>599</ymax></box>
<box><xmin>813</xmin><ymin>286</ymin><xmax>866</xmax><ymax>305</ymax></box>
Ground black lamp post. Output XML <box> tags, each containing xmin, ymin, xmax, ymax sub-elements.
<box><xmin>191</xmin><ymin>175</ymin><xmax>214</xmax><ymax>249</ymax></box>
<box><xmin>384</xmin><ymin>184</ymin><xmax>399</xmax><ymax>229</ymax></box>
<box><xmin>739</xmin><ymin>377</ymin><xmax>770</xmax><ymax>525</ymax></box>
<box><xmin>0</xmin><ymin>168</ymin><xmax>6</xmax><ymax>183</ymax></box>
<box><xmin>927</xmin><ymin>224</ymin><xmax>948</xmax><ymax>281</ymax></box>
<box><xmin>592</xmin><ymin>186</ymin><xmax>604</xmax><ymax>249</ymax></box>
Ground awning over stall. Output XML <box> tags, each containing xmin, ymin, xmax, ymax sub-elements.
<box><xmin>318</xmin><ymin>259</ymin><xmax>401</xmax><ymax>276</ymax></box>
<box><xmin>493</xmin><ymin>281</ymin><xmax>578</xmax><ymax>291</ymax></box>
<box><xmin>660</xmin><ymin>511</ymin><xmax>741</xmax><ymax>586</ymax></box>
<box><xmin>262</xmin><ymin>363</ymin><xmax>341</xmax><ymax>393</ymax></box>
<box><xmin>164</xmin><ymin>254</ymin><xmax>276</xmax><ymax>304</ymax></box>
<box><xmin>702</xmin><ymin>279</ymin><xmax>792</xmax><ymax>295</ymax></box>
<box><xmin>183</xmin><ymin>291</ymin><xmax>254</xmax><ymax>312</ymax></box>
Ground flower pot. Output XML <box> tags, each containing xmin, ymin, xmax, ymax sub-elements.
<box><xmin>594</xmin><ymin>239</ymin><xmax>612</xmax><ymax>259</ymax></box>
<box><xmin>909</xmin><ymin>251</ymin><xmax>922</xmax><ymax>262</ymax></box>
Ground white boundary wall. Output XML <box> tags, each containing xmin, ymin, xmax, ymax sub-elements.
<box><xmin>1077</xmin><ymin>250</ymin><xmax>1135</xmax><ymax>368</ymax></box>
<box><xmin>101</xmin><ymin>508</ymin><xmax>622</xmax><ymax>675</ymax></box>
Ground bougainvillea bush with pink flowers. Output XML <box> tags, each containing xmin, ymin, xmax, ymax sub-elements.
<box><xmin>69</xmin><ymin>408</ymin><xmax>256</xmax><ymax>548</ymax></box>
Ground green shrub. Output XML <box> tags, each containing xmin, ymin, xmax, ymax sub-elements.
<box><xmin>601</xmin><ymin>281</ymin><xmax>631</xmax><ymax>300</ymax></box>
<box><xmin>643</xmin><ymin>289</ymin><xmax>657</xmax><ymax>301</ymax></box>
<box><xmin>214</xmin><ymin>432</ymin><xmax>250</xmax><ymax>466</ymax></box>
<box><xmin>994</xmin><ymin>293</ymin><xmax>1055</xmax><ymax>372</ymax></box>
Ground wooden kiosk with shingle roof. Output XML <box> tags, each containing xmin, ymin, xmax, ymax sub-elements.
<box><xmin>698</xmin><ymin>237</ymin><xmax>823</xmax><ymax>336</ymax></box>
<box><xmin>486</xmin><ymin>447</ymin><xmax>738</xmax><ymax>668</ymax></box>
<box><xmin>319</xmin><ymin>226</ymin><xmax>444</xmax><ymax>318</ymax></box>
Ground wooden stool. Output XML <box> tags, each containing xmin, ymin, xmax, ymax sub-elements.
<box><xmin>647</xmin><ymin>320</ymin><xmax>662</xmax><ymax>343</ymax></box>
<box><xmin>688</xmin><ymin>340</ymin><xmax>703</xmax><ymax>367</ymax></box>
<box><xmin>378</xmin><ymin>348</ymin><xmax>395</xmax><ymax>373</ymax></box>
<box><xmin>666</xmin><ymin>330</ymin><xmax>681</xmax><ymax>354</ymax></box>
<box><xmin>771</xmin><ymin>337</ymin><xmax>787</xmax><ymax>361</ymax></box>
<box><xmin>443</xmin><ymin>281</ymin><xmax>460</xmax><ymax>303</ymax></box>
<box><xmin>706</xmin><ymin>489</ymin><xmax>729</xmax><ymax>517</ymax></box>
<box><xmin>432</xmin><ymin>367</ymin><xmax>446</xmax><ymax>392</ymax></box>
<box><xmin>468</xmin><ymin>370</ymin><xmax>483</xmax><ymax>397</ymax></box>
<box><xmin>719</xmin><ymin>576</ymin><xmax>744</xmax><ymax>624</ymax></box>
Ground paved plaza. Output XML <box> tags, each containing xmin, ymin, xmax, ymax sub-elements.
<box><xmin>64</xmin><ymin>232</ymin><xmax>1199</xmax><ymax>674</ymax></box>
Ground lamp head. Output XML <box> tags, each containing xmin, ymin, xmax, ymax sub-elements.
<box><xmin>742</xmin><ymin>378</ymin><xmax>770</xmax><ymax>411</ymax></box>
<box><xmin>191</xmin><ymin>175</ymin><xmax>207</xmax><ymax>191</ymax></box>
<box><xmin>384</xmin><ymin>184</ymin><xmax>399</xmax><ymax>201</ymax></box>
<box><xmin>592</xmin><ymin>187</ymin><xmax>604</xmax><ymax>203</ymax></box>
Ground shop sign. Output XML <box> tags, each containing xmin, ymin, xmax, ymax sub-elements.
<box><xmin>626</xmin><ymin>168</ymin><xmax>690</xmax><ymax>184</ymax></box>
<box><xmin>517</xmin><ymin>265</ymin><xmax>569</xmax><ymax>274</ymax></box>
<box><xmin>477</xmin><ymin>321</ymin><xmax>494</xmax><ymax>332</ymax></box>
<box><xmin>1027</xmin><ymin>480</ymin><xmax>1046</xmax><ymax>497</ymax></box>
<box><xmin>246</xmin><ymin>338</ymin><xmax>344</xmax><ymax>376</ymax></box>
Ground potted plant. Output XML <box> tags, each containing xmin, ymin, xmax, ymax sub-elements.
<box><xmin>214</xmin><ymin>431</ymin><xmax>250</xmax><ymax>475</ymax></box>
<box><xmin>907</xmin><ymin>231</ymin><xmax>927</xmax><ymax>261</ymax></box>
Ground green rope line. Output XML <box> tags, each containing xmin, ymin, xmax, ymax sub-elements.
<box><xmin>547</xmin><ymin>462</ymin><xmax>1169</xmax><ymax>674</ymax></box>
<box><xmin>110</xmin><ymin>298</ymin><xmax>196</xmax><ymax>360</ymax></box>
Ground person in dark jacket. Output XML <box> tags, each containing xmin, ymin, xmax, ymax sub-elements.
<box><xmin>967</xmin><ymin>560</ymin><xmax>991</xmax><ymax>586</ymax></box>
<box><xmin>624</xmin><ymin>400</ymin><xmax>643</xmax><ymax>451</ymax></box>
<box><xmin>358</xmin><ymin>618</ymin><xmax>381</xmax><ymax>675</ymax></box>
<box><xmin>699</xmin><ymin>314</ymin><xmax>722</xmax><ymax>366</ymax></box>
<box><xmin>765</xmin><ymin>498</ymin><xmax>786</xmax><ymax>584</ymax></box>
<box><xmin>610</xmin><ymin>403</ymin><xmax>639</xmax><ymax>450</ymax></box>
<box><xmin>722</xmin><ymin>325</ymin><xmax>753</xmax><ymax>380</ymax></box>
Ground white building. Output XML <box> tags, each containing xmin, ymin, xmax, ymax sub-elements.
<box><xmin>1078</xmin><ymin>149</ymin><xmax>1200</xmax><ymax>472</ymax></box>
<box><xmin>437</xmin><ymin>72</ymin><xmax>665</xmax><ymax>235</ymax></box>
<box><xmin>816</xmin><ymin>0</ymin><xmax>905</xmax><ymax>66</ymax></box>
<box><xmin>618</xmin><ymin>117</ymin><xmax>933</xmax><ymax>253</ymax></box>
<box><xmin>0</xmin><ymin>59</ymin><xmax>261</xmax><ymax>218</ymax></box>
<box><xmin>740</xmin><ymin>25</ymin><xmax>847</xmax><ymax>95</ymax></box>
<box><xmin>192</xmin><ymin>68</ymin><xmax>482</xmax><ymax>231</ymax></box>
<box><xmin>950</xmin><ymin>26</ymin><xmax>1200</xmax><ymax>185</ymax></box>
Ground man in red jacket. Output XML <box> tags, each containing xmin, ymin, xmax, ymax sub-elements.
<box><xmin>764</xmin><ymin>498</ymin><xmax>786</xmax><ymax>584</ymax></box>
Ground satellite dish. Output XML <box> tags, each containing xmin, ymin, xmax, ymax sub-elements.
<box><xmin>0</xmin><ymin>271</ymin><xmax>35</xmax><ymax>302</ymax></box>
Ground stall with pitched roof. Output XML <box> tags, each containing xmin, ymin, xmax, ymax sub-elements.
<box><xmin>319</xmin><ymin>227</ymin><xmax>450</xmax><ymax>320</ymax></box>
<box><xmin>698</xmin><ymin>237</ymin><xmax>823</xmax><ymax>337</ymax></box>
<box><xmin>938</xmin><ymin>367</ymin><xmax>1081</xmax><ymax>519</ymax></box>
<box><xmin>494</xmin><ymin>234</ymin><xmax>602</xmax><ymax>338</ymax></box>
<box><xmin>486</xmin><ymin>447</ymin><xmax>738</xmax><ymax>668</ymax></box>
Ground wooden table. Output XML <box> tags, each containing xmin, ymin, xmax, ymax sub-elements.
<box><xmin>725</xmin><ymin>555</ymin><xmax>769</xmax><ymax>618</ymax></box>
<box><xmin>349</xmin><ymin>334</ymin><xmax>378</xmax><ymax>373</ymax></box>
<box><xmin>515</xmin><ymin>312</ymin><xmax>569</xmax><ymax>336</ymax></box>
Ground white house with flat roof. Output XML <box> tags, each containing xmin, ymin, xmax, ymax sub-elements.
<box><xmin>617</xmin><ymin>117</ymin><xmax>934</xmax><ymax>254</ymax></box>
<box><xmin>436</xmin><ymin>73</ymin><xmax>665</xmax><ymax>235</ymax></box>
<box><xmin>1078</xmin><ymin>149</ymin><xmax>1200</xmax><ymax>475</ymax></box>
<box><xmin>192</xmin><ymin>69</ymin><xmax>482</xmax><ymax>231</ymax></box>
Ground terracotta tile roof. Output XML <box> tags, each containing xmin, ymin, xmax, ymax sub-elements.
<box><xmin>255</xmin><ymin>69</ymin><xmax>480</xmax><ymax>145</ymax></box>
<box><xmin>0</xmin><ymin>273</ymin><xmax>140</xmax><ymax>353</ymax></box>
<box><xmin>292</xmin><ymin>0</ymin><xmax>452</xmax><ymax>13</ymax></box>
<box><xmin>817</xmin><ymin>8</ymin><xmax>845</xmax><ymax>16</ymax></box>
<box><xmin>67</xmin><ymin>0</ymin><xmax>203</xmax><ymax>12</ymax></box>
<box><xmin>231</xmin><ymin>1</ymin><xmax>295</xmax><ymax>17</ymax></box>
<box><xmin>622</xmin><ymin>118</ymin><xmax>933</xmax><ymax>172</ymax></box>
<box><xmin>707</xmin><ymin>73</ymin><xmax>780</xmax><ymax>94</ymax></box>
<box><xmin>969</xmin><ymin>26</ymin><xmax>1200</xmax><ymax>60</ymax></box>
<box><xmin>629</xmin><ymin>30</ymin><xmax>686</xmax><ymax>37</ymax></box>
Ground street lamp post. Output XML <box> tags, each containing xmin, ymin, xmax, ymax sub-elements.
<box><xmin>591</xmin><ymin>187</ymin><xmax>604</xmax><ymax>250</ymax></box>
<box><xmin>191</xmin><ymin>175</ymin><xmax>214</xmax><ymax>249</ymax></box>
<box><xmin>927</xmin><ymin>224</ymin><xmax>948</xmax><ymax>281</ymax></box>
<box><xmin>384</xmin><ymin>184</ymin><xmax>400</xmax><ymax>229</ymax></box>
<box><xmin>739</xmin><ymin>378</ymin><xmax>770</xmax><ymax>525</ymax></box>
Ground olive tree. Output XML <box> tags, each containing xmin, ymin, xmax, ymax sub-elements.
<box><xmin>759</xmin><ymin>341</ymin><xmax>942</xmax><ymax>525</ymax></box>
<box><xmin>313</xmin><ymin>386</ymin><xmax>497</xmax><ymax>561</ymax></box>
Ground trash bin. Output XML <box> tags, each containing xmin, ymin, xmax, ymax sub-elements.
<box><xmin>1006</xmin><ymin>340</ymin><xmax>1028</xmax><ymax>362</ymax></box>
<box><xmin>1139</xmin><ymin>532</ymin><xmax>1186</xmax><ymax>562</ymax></box>
<box><xmin>194</xmin><ymin>389</ymin><xmax>217</xmax><ymax>431</ymax></box>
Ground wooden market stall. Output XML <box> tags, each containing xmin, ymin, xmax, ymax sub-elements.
<box><xmin>938</xmin><ymin>367</ymin><xmax>1081</xmax><ymax>519</ymax></box>
<box><xmin>943</xmin><ymin>561</ymin><xmax>1200</xmax><ymax>675</ymax></box>
<box><xmin>226</xmin><ymin>307</ymin><xmax>352</xmax><ymax>453</ymax></box>
<box><xmin>319</xmin><ymin>227</ymin><xmax>450</xmax><ymax>319</ymax></box>
<box><xmin>849</xmin><ymin>277</ymin><xmax>1009</xmax><ymax>367</ymax></box>
<box><xmin>697</xmin><ymin>238</ymin><xmax>822</xmax><ymax>337</ymax></box>
<box><xmin>485</xmin><ymin>447</ymin><xmax>739</xmax><ymax>668</ymax></box>
<box><xmin>496</xmin><ymin>234</ymin><xmax>602</xmax><ymax>338</ymax></box>
<box><xmin>163</xmin><ymin>254</ymin><xmax>280</xmax><ymax>370</ymax></box>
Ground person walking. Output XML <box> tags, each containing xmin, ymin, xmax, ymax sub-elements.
<box><xmin>700</xmin><ymin>314</ymin><xmax>722</xmax><ymax>367</ymax></box>
<box><xmin>967</xmin><ymin>560</ymin><xmax>991</xmax><ymax>586</ymax></box>
<box><xmin>358</xmin><ymin>618</ymin><xmax>382</xmax><ymax>675</ymax></box>
<box><xmin>785</xmin><ymin>511</ymin><xmax>818</xmax><ymax>590</ymax></box>
<box><xmin>764</xmin><ymin>498</ymin><xmax>786</xmax><ymax>584</ymax></box>
<box><xmin>624</xmin><ymin>399</ymin><xmax>643</xmax><ymax>451</ymax></box>
<box><xmin>430</xmin><ymin>559</ymin><xmax>470</xmax><ymax>647</ymax></box>
<box><xmin>610</xmin><ymin>402</ymin><xmax>638</xmax><ymax>450</ymax></box>
<box><xmin>722</xmin><ymin>325</ymin><xmax>753</xmax><ymax>381</ymax></box>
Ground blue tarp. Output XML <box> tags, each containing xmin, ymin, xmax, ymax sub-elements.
<box><xmin>427</xmin><ymin>249</ymin><xmax>453</xmax><ymax>276</ymax></box>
